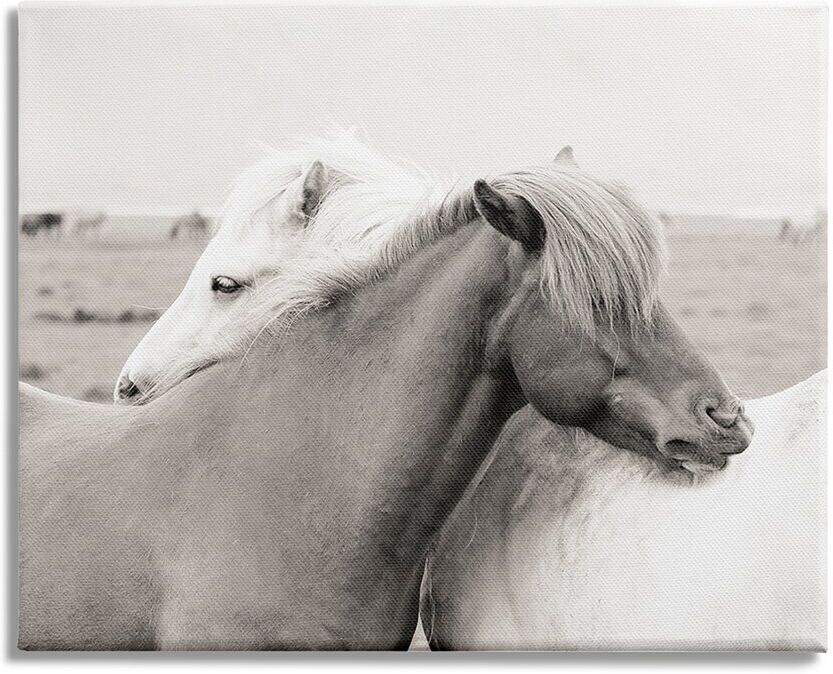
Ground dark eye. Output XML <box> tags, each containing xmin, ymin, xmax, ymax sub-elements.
<box><xmin>211</xmin><ymin>275</ymin><xmax>244</xmax><ymax>295</ymax></box>
<box><xmin>613</xmin><ymin>365</ymin><xmax>630</xmax><ymax>378</ymax></box>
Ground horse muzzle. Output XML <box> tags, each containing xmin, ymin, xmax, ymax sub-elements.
<box><xmin>114</xmin><ymin>373</ymin><xmax>142</xmax><ymax>405</ymax></box>
<box><xmin>657</xmin><ymin>412</ymin><xmax>754</xmax><ymax>474</ymax></box>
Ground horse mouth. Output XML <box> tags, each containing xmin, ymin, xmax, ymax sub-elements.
<box><xmin>119</xmin><ymin>361</ymin><xmax>218</xmax><ymax>406</ymax></box>
<box><xmin>183</xmin><ymin>360</ymin><xmax>217</xmax><ymax>381</ymax></box>
<box><xmin>659</xmin><ymin>440</ymin><xmax>729</xmax><ymax>474</ymax></box>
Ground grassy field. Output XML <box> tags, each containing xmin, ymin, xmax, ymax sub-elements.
<box><xmin>18</xmin><ymin>229</ymin><xmax>826</xmax><ymax>403</ymax></box>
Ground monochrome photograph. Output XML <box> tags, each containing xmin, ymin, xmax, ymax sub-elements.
<box><xmin>15</xmin><ymin>4</ymin><xmax>826</xmax><ymax>651</ymax></box>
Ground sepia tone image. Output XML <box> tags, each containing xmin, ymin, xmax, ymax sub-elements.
<box><xmin>17</xmin><ymin>4</ymin><xmax>826</xmax><ymax>650</ymax></box>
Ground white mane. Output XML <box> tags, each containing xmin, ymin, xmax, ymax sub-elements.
<box><xmin>216</xmin><ymin>128</ymin><xmax>448</xmax><ymax>245</ymax></box>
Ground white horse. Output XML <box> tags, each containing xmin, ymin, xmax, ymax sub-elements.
<box><xmin>422</xmin><ymin>371</ymin><xmax>826</xmax><ymax>651</ymax></box>
<box><xmin>115</xmin><ymin>129</ymin><xmax>446</xmax><ymax>403</ymax></box>
<box><xmin>68</xmin><ymin>211</ymin><xmax>107</xmax><ymax>237</ymax></box>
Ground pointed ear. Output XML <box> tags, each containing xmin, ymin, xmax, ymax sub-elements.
<box><xmin>554</xmin><ymin>145</ymin><xmax>577</xmax><ymax>167</ymax></box>
<box><xmin>473</xmin><ymin>180</ymin><xmax>545</xmax><ymax>251</ymax></box>
<box><xmin>299</xmin><ymin>160</ymin><xmax>329</xmax><ymax>222</ymax></box>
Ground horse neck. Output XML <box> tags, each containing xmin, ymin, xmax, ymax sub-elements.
<box><xmin>245</xmin><ymin>223</ymin><xmax>529</xmax><ymax>555</ymax></box>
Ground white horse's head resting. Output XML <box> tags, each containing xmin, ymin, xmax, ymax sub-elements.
<box><xmin>115</xmin><ymin>129</ymin><xmax>440</xmax><ymax>404</ymax></box>
<box><xmin>114</xmin><ymin>160</ymin><xmax>329</xmax><ymax>403</ymax></box>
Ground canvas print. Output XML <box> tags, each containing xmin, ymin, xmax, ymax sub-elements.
<box><xmin>17</xmin><ymin>4</ymin><xmax>826</xmax><ymax>651</ymax></box>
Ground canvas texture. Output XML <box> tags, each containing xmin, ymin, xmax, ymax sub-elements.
<box><xmin>17</xmin><ymin>4</ymin><xmax>826</xmax><ymax>652</ymax></box>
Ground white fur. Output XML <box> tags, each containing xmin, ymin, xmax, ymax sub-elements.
<box><xmin>425</xmin><ymin>371</ymin><xmax>827</xmax><ymax>650</ymax></box>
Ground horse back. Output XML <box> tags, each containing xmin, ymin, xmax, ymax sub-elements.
<box><xmin>19</xmin><ymin>382</ymin><xmax>63</xmax><ymax>427</ymax></box>
<box><xmin>19</xmin><ymin>382</ymin><xmax>106</xmax><ymax>442</ymax></box>
<box><xmin>18</xmin><ymin>383</ymin><xmax>165</xmax><ymax>649</ymax></box>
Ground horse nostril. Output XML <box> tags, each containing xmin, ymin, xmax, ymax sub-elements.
<box><xmin>115</xmin><ymin>376</ymin><xmax>140</xmax><ymax>403</ymax></box>
<box><xmin>705</xmin><ymin>400</ymin><xmax>741</xmax><ymax>429</ymax></box>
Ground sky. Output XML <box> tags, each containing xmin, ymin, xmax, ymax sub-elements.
<box><xmin>19</xmin><ymin>4</ymin><xmax>827</xmax><ymax>217</ymax></box>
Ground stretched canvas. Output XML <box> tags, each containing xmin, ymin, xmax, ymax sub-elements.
<box><xmin>17</xmin><ymin>3</ymin><xmax>826</xmax><ymax>651</ymax></box>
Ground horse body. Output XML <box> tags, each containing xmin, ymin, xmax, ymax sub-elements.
<box><xmin>68</xmin><ymin>211</ymin><xmax>107</xmax><ymax>237</ymax></box>
<box><xmin>20</xmin><ymin>213</ymin><xmax>63</xmax><ymax>237</ymax></box>
<box><xmin>423</xmin><ymin>371</ymin><xmax>826</xmax><ymax>651</ymax></box>
<box><xmin>149</xmin><ymin>225</ymin><xmax>529</xmax><ymax>649</ymax></box>
<box><xmin>19</xmin><ymin>384</ymin><xmax>165</xmax><ymax>648</ymax></box>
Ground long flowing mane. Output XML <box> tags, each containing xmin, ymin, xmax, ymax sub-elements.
<box><xmin>146</xmin><ymin>135</ymin><xmax>666</xmax><ymax>400</ymax></box>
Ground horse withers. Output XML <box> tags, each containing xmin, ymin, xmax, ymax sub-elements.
<box><xmin>21</xmin><ymin>157</ymin><xmax>752</xmax><ymax>649</ymax></box>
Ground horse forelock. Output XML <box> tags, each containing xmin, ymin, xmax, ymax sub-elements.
<box><xmin>489</xmin><ymin>166</ymin><xmax>667</xmax><ymax>336</ymax></box>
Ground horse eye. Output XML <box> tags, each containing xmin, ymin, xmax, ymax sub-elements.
<box><xmin>211</xmin><ymin>276</ymin><xmax>244</xmax><ymax>294</ymax></box>
<box><xmin>613</xmin><ymin>365</ymin><xmax>630</xmax><ymax>378</ymax></box>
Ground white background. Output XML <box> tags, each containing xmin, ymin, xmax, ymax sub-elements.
<box><xmin>1</xmin><ymin>1</ymin><xmax>829</xmax><ymax>671</ymax></box>
<box><xmin>16</xmin><ymin>2</ymin><xmax>825</xmax><ymax>219</ymax></box>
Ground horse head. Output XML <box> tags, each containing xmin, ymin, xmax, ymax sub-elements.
<box><xmin>114</xmin><ymin>160</ymin><xmax>329</xmax><ymax>403</ymax></box>
<box><xmin>474</xmin><ymin>164</ymin><xmax>753</xmax><ymax>473</ymax></box>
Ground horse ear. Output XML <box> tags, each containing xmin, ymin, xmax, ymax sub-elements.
<box><xmin>299</xmin><ymin>160</ymin><xmax>329</xmax><ymax>223</ymax></box>
<box><xmin>554</xmin><ymin>145</ymin><xmax>577</xmax><ymax>167</ymax></box>
<box><xmin>473</xmin><ymin>180</ymin><xmax>545</xmax><ymax>251</ymax></box>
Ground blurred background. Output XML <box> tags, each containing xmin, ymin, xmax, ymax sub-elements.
<box><xmin>18</xmin><ymin>5</ymin><xmax>826</xmax><ymax>402</ymax></box>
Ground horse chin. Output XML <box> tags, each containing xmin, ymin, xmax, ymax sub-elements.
<box><xmin>680</xmin><ymin>459</ymin><xmax>724</xmax><ymax>475</ymax></box>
